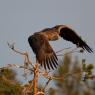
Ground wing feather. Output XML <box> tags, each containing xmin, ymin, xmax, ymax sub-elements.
<box><xmin>46</xmin><ymin>56</ymin><xmax>50</xmax><ymax>70</ymax></box>
<box><xmin>59</xmin><ymin>27</ymin><xmax>93</xmax><ymax>53</ymax></box>
<box><xmin>28</xmin><ymin>33</ymin><xmax>58</xmax><ymax>70</ymax></box>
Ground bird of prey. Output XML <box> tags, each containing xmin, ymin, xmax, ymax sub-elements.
<box><xmin>28</xmin><ymin>25</ymin><xmax>93</xmax><ymax>70</ymax></box>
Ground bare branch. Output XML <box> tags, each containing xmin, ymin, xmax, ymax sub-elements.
<box><xmin>36</xmin><ymin>91</ymin><xmax>44</xmax><ymax>95</ymax></box>
<box><xmin>44</xmin><ymin>79</ymin><xmax>51</xmax><ymax>92</ymax></box>
<box><xmin>7</xmin><ymin>42</ymin><xmax>33</xmax><ymax>66</ymax></box>
<box><xmin>6</xmin><ymin>42</ymin><xmax>86</xmax><ymax>94</ymax></box>
<box><xmin>57</xmin><ymin>47</ymin><xmax>80</xmax><ymax>56</ymax></box>
<box><xmin>56</xmin><ymin>47</ymin><xmax>71</xmax><ymax>53</ymax></box>
<box><xmin>7</xmin><ymin>64</ymin><xmax>34</xmax><ymax>72</ymax></box>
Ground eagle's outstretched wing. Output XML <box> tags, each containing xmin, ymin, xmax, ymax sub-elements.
<box><xmin>28</xmin><ymin>25</ymin><xmax>93</xmax><ymax>70</ymax></box>
<box><xmin>28</xmin><ymin>33</ymin><xmax>58</xmax><ymax>70</ymax></box>
<box><xmin>58</xmin><ymin>26</ymin><xmax>93</xmax><ymax>53</ymax></box>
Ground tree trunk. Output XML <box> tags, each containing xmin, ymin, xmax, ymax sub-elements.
<box><xmin>34</xmin><ymin>63</ymin><xmax>39</xmax><ymax>95</ymax></box>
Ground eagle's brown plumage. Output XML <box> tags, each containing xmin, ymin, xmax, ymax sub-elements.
<box><xmin>28</xmin><ymin>25</ymin><xmax>93</xmax><ymax>70</ymax></box>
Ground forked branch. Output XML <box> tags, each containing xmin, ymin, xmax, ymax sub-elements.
<box><xmin>6</xmin><ymin>42</ymin><xmax>83</xmax><ymax>95</ymax></box>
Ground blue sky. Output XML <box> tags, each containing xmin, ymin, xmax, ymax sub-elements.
<box><xmin>0</xmin><ymin>0</ymin><xmax>95</xmax><ymax>82</ymax></box>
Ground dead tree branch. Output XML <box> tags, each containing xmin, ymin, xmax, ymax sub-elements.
<box><xmin>6</xmin><ymin>42</ymin><xmax>85</xmax><ymax>95</ymax></box>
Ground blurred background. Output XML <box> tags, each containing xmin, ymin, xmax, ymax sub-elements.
<box><xmin>0</xmin><ymin>0</ymin><xmax>95</xmax><ymax>94</ymax></box>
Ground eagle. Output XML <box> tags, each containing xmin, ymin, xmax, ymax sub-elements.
<box><xmin>28</xmin><ymin>25</ymin><xmax>93</xmax><ymax>70</ymax></box>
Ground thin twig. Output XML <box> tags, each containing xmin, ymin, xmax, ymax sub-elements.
<box><xmin>56</xmin><ymin>47</ymin><xmax>71</xmax><ymax>53</ymax></box>
<box><xmin>44</xmin><ymin>79</ymin><xmax>51</xmax><ymax>92</ymax></box>
<box><xmin>57</xmin><ymin>47</ymin><xmax>79</xmax><ymax>56</ymax></box>
<box><xmin>7</xmin><ymin>64</ymin><xmax>34</xmax><ymax>72</ymax></box>
<box><xmin>7</xmin><ymin>42</ymin><xmax>33</xmax><ymax>67</ymax></box>
<box><xmin>7</xmin><ymin>42</ymin><xmax>25</xmax><ymax>55</ymax></box>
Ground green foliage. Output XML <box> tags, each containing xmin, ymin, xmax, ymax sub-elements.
<box><xmin>0</xmin><ymin>68</ymin><xmax>16</xmax><ymax>80</ymax></box>
<box><xmin>48</xmin><ymin>54</ymin><xmax>95</xmax><ymax>95</ymax></box>
<box><xmin>48</xmin><ymin>88</ymin><xmax>56</xmax><ymax>95</ymax></box>
<box><xmin>0</xmin><ymin>68</ymin><xmax>22</xmax><ymax>95</ymax></box>
<box><xmin>0</xmin><ymin>54</ymin><xmax>95</xmax><ymax>95</ymax></box>
<box><xmin>82</xmin><ymin>59</ymin><xmax>94</xmax><ymax>80</ymax></box>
